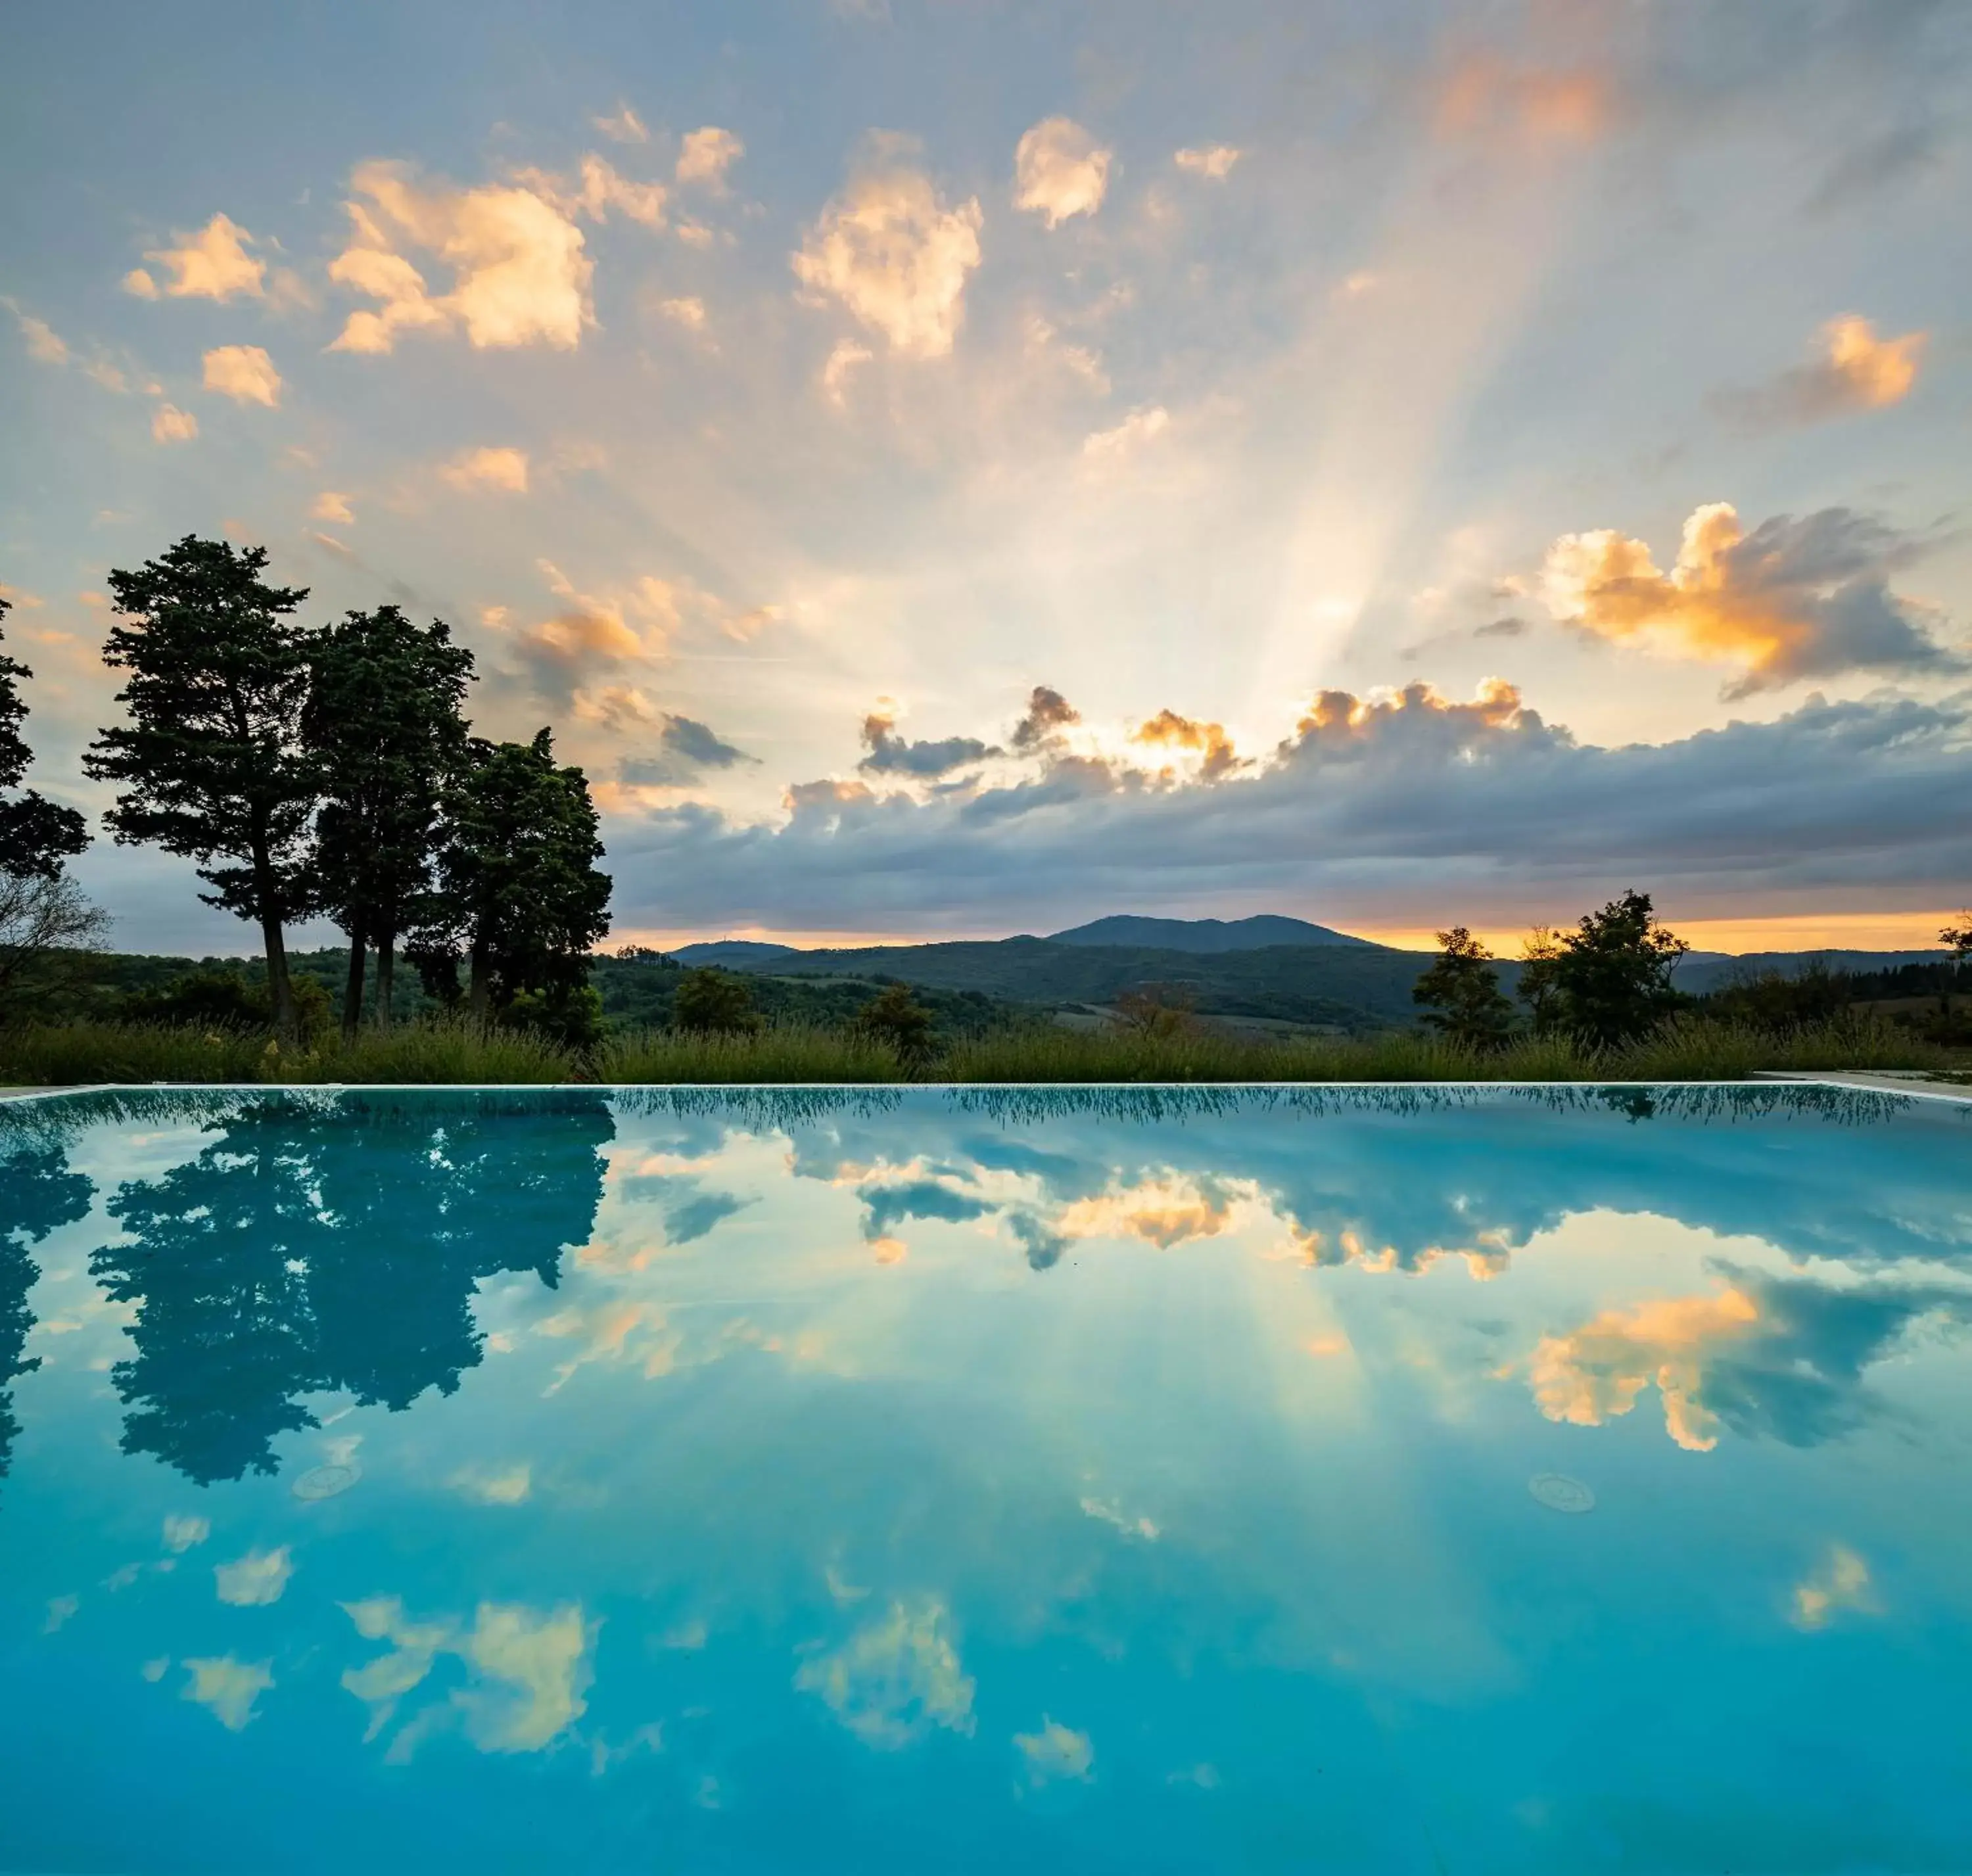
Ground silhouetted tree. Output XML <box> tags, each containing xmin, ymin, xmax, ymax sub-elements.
<box><xmin>304</xmin><ymin>607</ymin><xmax>474</xmax><ymax>1039</ymax></box>
<box><xmin>1114</xmin><ymin>983</ymin><xmax>1197</xmax><ymax>1039</ymax></box>
<box><xmin>1520</xmin><ymin>889</ymin><xmax>1689</xmax><ymax>1048</ymax></box>
<box><xmin>85</xmin><ymin>540</ymin><xmax>316</xmax><ymax>1040</ymax></box>
<box><xmin>1939</xmin><ymin>913</ymin><xmax>1972</xmax><ymax>1021</ymax></box>
<box><xmin>672</xmin><ymin>966</ymin><xmax>761</xmax><ymax>1033</ymax></box>
<box><xmin>0</xmin><ymin>596</ymin><xmax>89</xmax><ymax>880</ymax></box>
<box><xmin>1412</xmin><ymin>927</ymin><xmax>1514</xmax><ymax>1048</ymax></box>
<box><xmin>0</xmin><ymin>1137</ymin><xmax>93</xmax><ymax>1489</ymax></box>
<box><xmin>410</xmin><ymin>731</ymin><xmax>611</xmax><ymax>1023</ymax></box>
<box><xmin>852</xmin><ymin>981</ymin><xmax>938</xmax><ymax>1060</ymax></box>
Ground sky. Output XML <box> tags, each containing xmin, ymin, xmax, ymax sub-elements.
<box><xmin>1</xmin><ymin>0</ymin><xmax>1969</xmax><ymax>956</ymax></box>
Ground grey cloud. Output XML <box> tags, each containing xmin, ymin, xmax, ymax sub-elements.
<box><xmin>1474</xmin><ymin>617</ymin><xmax>1526</xmax><ymax>638</ymax></box>
<box><xmin>604</xmin><ymin>686</ymin><xmax>1972</xmax><ymax>933</ymax></box>
<box><xmin>1810</xmin><ymin>119</ymin><xmax>1949</xmax><ymax>212</ymax></box>
<box><xmin>1010</xmin><ymin>685</ymin><xmax>1081</xmax><ymax>751</ymax></box>
<box><xmin>858</xmin><ymin>713</ymin><xmax>1000</xmax><ymax>778</ymax></box>
<box><xmin>619</xmin><ymin>713</ymin><xmax>755</xmax><ymax>787</ymax></box>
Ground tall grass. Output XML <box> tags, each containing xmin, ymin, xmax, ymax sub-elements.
<box><xmin>0</xmin><ymin>1010</ymin><xmax>1954</xmax><ymax>1090</ymax></box>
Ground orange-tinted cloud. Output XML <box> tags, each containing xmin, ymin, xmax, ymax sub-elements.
<box><xmin>201</xmin><ymin>344</ymin><xmax>281</xmax><ymax>407</ymax></box>
<box><xmin>1543</xmin><ymin>502</ymin><xmax>1958</xmax><ymax>695</ymax></box>
<box><xmin>793</xmin><ymin>141</ymin><xmax>982</xmax><ymax>359</ymax></box>
<box><xmin>132</xmin><ymin>214</ymin><xmax>266</xmax><ymax>300</ymax></box>
<box><xmin>1434</xmin><ymin>55</ymin><xmax>1610</xmax><ymax>144</ymax></box>
<box><xmin>1528</xmin><ymin>1286</ymin><xmax>1760</xmax><ymax>1451</ymax></box>
<box><xmin>1131</xmin><ymin>709</ymin><xmax>1243</xmax><ymax>780</ymax></box>
<box><xmin>1714</xmin><ymin>316</ymin><xmax>1926</xmax><ymax>429</ymax></box>
<box><xmin>329</xmin><ymin>162</ymin><xmax>593</xmax><ymax>354</ymax></box>
<box><xmin>1014</xmin><ymin>118</ymin><xmax>1112</xmax><ymax>227</ymax></box>
<box><xmin>440</xmin><ymin>445</ymin><xmax>530</xmax><ymax>493</ymax></box>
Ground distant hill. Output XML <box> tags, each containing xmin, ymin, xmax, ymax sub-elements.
<box><xmin>669</xmin><ymin>940</ymin><xmax>802</xmax><ymax>966</ymax></box>
<box><xmin>1675</xmin><ymin>949</ymin><xmax>1946</xmax><ymax>995</ymax></box>
<box><xmin>1045</xmin><ymin>914</ymin><xmax>1382</xmax><ymax>952</ymax></box>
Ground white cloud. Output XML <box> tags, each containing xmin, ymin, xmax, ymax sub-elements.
<box><xmin>441</xmin><ymin>446</ymin><xmax>530</xmax><ymax>493</ymax></box>
<box><xmin>202</xmin><ymin>344</ymin><xmax>282</xmax><ymax>407</ymax></box>
<box><xmin>793</xmin><ymin>141</ymin><xmax>983</xmax><ymax>359</ymax></box>
<box><xmin>1792</xmin><ymin>1545</ymin><xmax>1877</xmax><ymax>1629</ymax></box>
<box><xmin>162</xmin><ymin>1514</ymin><xmax>210</xmax><ymax>1553</ymax></box>
<box><xmin>593</xmin><ymin>103</ymin><xmax>650</xmax><ymax>145</ymax></box>
<box><xmin>795</xmin><ymin>1595</ymin><xmax>976</xmax><ymax>1748</ymax></box>
<box><xmin>151</xmin><ymin>404</ymin><xmax>198</xmax><ymax>444</ymax></box>
<box><xmin>657</xmin><ymin>295</ymin><xmax>707</xmax><ymax>331</ymax></box>
<box><xmin>1014</xmin><ymin>1716</ymin><xmax>1094</xmax><ymax>1783</ymax></box>
<box><xmin>311</xmin><ymin>490</ymin><xmax>355</xmax><ymax>523</ymax></box>
<box><xmin>1174</xmin><ymin>144</ymin><xmax>1242</xmax><ymax>179</ymax></box>
<box><xmin>1014</xmin><ymin>117</ymin><xmax>1112</xmax><ymax>227</ymax></box>
<box><xmin>676</xmin><ymin>126</ymin><xmax>745</xmax><ymax>189</ymax></box>
<box><xmin>142</xmin><ymin>214</ymin><xmax>266</xmax><ymax>300</ymax></box>
<box><xmin>215</xmin><ymin>1545</ymin><xmax>293</xmax><ymax>1606</ymax></box>
<box><xmin>329</xmin><ymin>161</ymin><xmax>593</xmax><ymax>354</ymax></box>
<box><xmin>450</xmin><ymin>1463</ymin><xmax>532</xmax><ymax>1505</ymax></box>
<box><xmin>182</xmin><ymin>1655</ymin><xmax>274</xmax><ymax>1731</ymax></box>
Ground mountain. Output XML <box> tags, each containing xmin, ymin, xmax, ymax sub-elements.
<box><xmin>670</xmin><ymin>940</ymin><xmax>801</xmax><ymax>966</ymax></box>
<box><xmin>1045</xmin><ymin>914</ymin><xmax>1382</xmax><ymax>952</ymax></box>
<box><xmin>1674</xmin><ymin>949</ymin><xmax>1946</xmax><ymax>996</ymax></box>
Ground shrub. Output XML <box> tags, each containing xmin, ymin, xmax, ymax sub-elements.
<box><xmin>672</xmin><ymin>968</ymin><xmax>762</xmax><ymax>1035</ymax></box>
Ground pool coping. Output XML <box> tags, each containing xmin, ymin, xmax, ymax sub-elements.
<box><xmin>4</xmin><ymin>1075</ymin><xmax>1970</xmax><ymax>1105</ymax></box>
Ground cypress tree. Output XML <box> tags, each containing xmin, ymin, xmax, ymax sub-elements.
<box><xmin>86</xmin><ymin>539</ymin><xmax>317</xmax><ymax>1040</ymax></box>
<box><xmin>304</xmin><ymin>606</ymin><xmax>474</xmax><ymax>1039</ymax></box>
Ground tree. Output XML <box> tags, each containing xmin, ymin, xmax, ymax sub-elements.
<box><xmin>851</xmin><ymin>981</ymin><xmax>937</xmax><ymax>1060</ymax></box>
<box><xmin>304</xmin><ymin>606</ymin><xmax>474</xmax><ymax>1040</ymax></box>
<box><xmin>672</xmin><ymin>966</ymin><xmax>761</xmax><ymax>1033</ymax></box>
<box><xmin>0</xmin><ymin>872</ymin><xmax>110</xmax><ymax>1016</ymax></box>
<box><xmin>1114</xmin><ymin>982</ymin><xmax>1197</xmax><ymax>1039</ymax></box>
<box><xmin>1939</xmin><ymin>913</ymin><xmax>1972</xmax><ymax>1021</ymax></box>
<box><xmin>1412</xmin><ymin>926</ymin><xmax>1515</xmax><ymax>1048</ymax></box>
<box><xmin>1516</xmin><ymin>926</ymin><xmax>1564</xmax><ymax>1033</ymax></box>
<box><xmin>85</xmin><ymin>539</ymin><xmax>316</xmax><ymax>1040</ymax></box>
<box><xmin>1520</xmin><ymin>889</ymin><xmax>1690</xmax><ymax>1049</ymax></box>
<box><xmin>0</xmin><ymin>597</ymin><xmax>89</xmax><ymax>880</ymax></box>
<box><xmin>410</xmin><ymin>730</ymin><xmax>611</xmax><ymax>1022</ymax></box>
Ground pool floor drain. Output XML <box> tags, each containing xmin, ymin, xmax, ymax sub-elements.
<box><xmin>1528</xmin><ymin>1472</ymin><xmax>1595</xmax><ymax>1514</ymax></box>
<box><xmin>292</xmin><ymin>1463</ymin><xmax>360</xmax><ymax>1501</ymax></box>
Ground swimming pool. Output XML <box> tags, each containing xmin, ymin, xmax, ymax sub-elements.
<box><xmin>2</xmin><ymin>1083</ymin><xmax>1968</xmax><ymax>1872</ymax></box>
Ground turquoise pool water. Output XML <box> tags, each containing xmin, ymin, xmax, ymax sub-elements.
<box><xmin>1</xmin><ymin>1084</ymin><xmax>1969</xmax><ymax>1873</ymax></box>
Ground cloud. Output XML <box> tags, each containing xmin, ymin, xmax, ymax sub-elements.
<box><xmin>600</xmin><ymin>682</ymin><xmax>1972</xmax><ymax>933</ymax></box>
<box><xmin>793</xmin><ymin>140</ymin><xmax>983</xmax><ymax>358</ymax></box>
<box><xmin>214</xmin><ymin>1545</ymin><xmax>293</xmax><ymax>1605</ymax></box>
<box><xmin>441</xmin><ymin>446</ymin><xmax>530</xmax><ymax>493</ymax></box>
<box><xmin>182</xmin><ymin>1655</ymin><xmax>273</xmax><ymax>1731</ymax></box>
<box><xmin>1714</xmin><ymin>316</ymin><xmax>1926</xmax><ymax>428</ymax></box>
<box><xmin>822</xmin><ymin>337</ymin><xmax>874</xmax><ymax>406</ymax></box>
<box><xmin>657</xmin><ymin>295</ymin><xmax>707</xmax><ymax>331</ymax></box>
<box><xmin>1542</xmin><ymin>502</ymin><xmax>1959</xmax><ymax>695</ymax></box>
<box><xmin>1014</xmin><ymin>1717</ymin><xmax>1094</xmax><ymax>1785</ymax></box>
<box><xmin>450</xmin><ymin>1464</ymin><xmax>532</xmax><ymax>1505</ymax></box>
<box><xmin>676</xmin><ymin>126</ymin><xmax>745</xmax><ymax>189</ymax></box>
<box><xmin>201</xmin><ymin>344</ymin><xmax>281</xmax><ymax>407</ymax></box>
<box><xmin>593</xmin><ymin>103</ymin><xmax>650</xmax><ymax>145</ymax></box>
<box><xmin>1173</xmin><ymin>145</ymin><xmax>1241</xmax><ymax>179</ymax></box>
<box><xmin>619</xmin><ymin>713</ymin><xmax>757</xmax><ymax>786</ymax></box>
<box><xmin>1082</xmin><ymin>406</ymin><xmax>1170</xmax><ymax>463</ymax></box>
<box><xmin>162</xmin><ymin>1514</ymin><xmax>209</xmax><ymax>1553</ymax></box>
<box><xmin>795</xmin><ymin>1595</ymin><xmax>975</xmax><ymax>1747</ymax></box>
<box><xmin>341</xmin><ymin>1596</ymin><xmax>594</xmax><ymax>1756</ymax></box>
<box><xmin>311</xmin><ymin>490</ymin><xmax>355</xmax><ymax>524</ymax></box>
<box><xmin>1434</xmin><ymin>56</ymin><xmax>1610</xmax><ymax>143</ymax></box>
<box><xmin>151</xmin><ymin>404</ymin><xmax>198</xmax><ymax>444</ymax></box>
<box><xmin>139</xmin><ymin>214</ymin><xmax>266</xmax><ymax>300</ymax></box>
<box><xmin>1474</xmin><ymin>615</ymin><xmax>1525</xmax><ymax>638</ymax></box>
<box><xmin>1014</xmin><ymin>118</ymin><xmax>1112</xmax><ymax>227</ymax></box>
<box><xmin>1132</xmin><ymin>709</ymin><xmax>1242</xmax><ymax>780</ymax></box>
<box><xmin>571</xmin><ymin>154</ymin><xmax>667</xmax><ymax>229</ymax></box>
<box><xmin>13</xmin><ymin>311</ymin><xmax>66</xmax><ymax>365</ymax></box>
<box><xmin>1792</xmin><ymin>1545</ymin><xmax>1877</xmax><ymax>1630</ymax></box>
<box><xmin>858</xmin><ymin>712</ymin><xmax>999</xmax><ymax>778</ymax></box>
<box><xmin>328</xmin><ymin>161</ymin><xmax>592</xmax><ymax>354</ymax></box>
<box><xmin>1010</xmin><ymin>685</ymin><xmax>1081</xmax><ymax>752</ymax></box>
